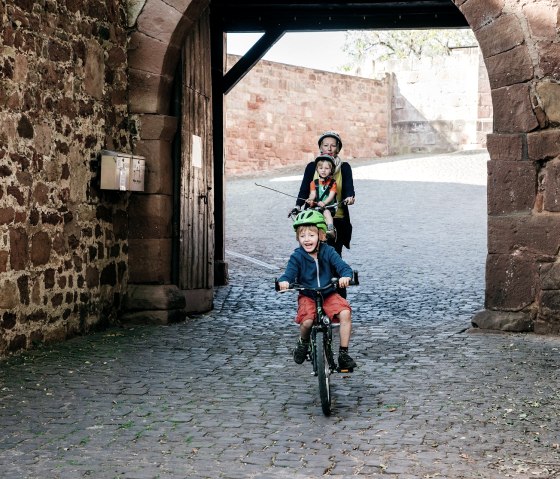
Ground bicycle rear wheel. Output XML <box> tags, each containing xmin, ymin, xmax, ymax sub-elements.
<box><xmin>315</xmin><ymin>330</ymin><xmax>331</xmax><ymax>416</ymax></box>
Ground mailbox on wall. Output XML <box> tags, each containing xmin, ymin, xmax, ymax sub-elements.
<box><xmin>99</xmin><ymin>150</ymin><xmax>145</xmax><ymax>192</ymax></box>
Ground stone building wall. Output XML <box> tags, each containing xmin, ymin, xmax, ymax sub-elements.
<box><xmin>385</xmin><ymin>47</ymin><xmax>491</xmax><ymax>154</ymax></box>
<box><xmin>225</xmin><ymin>55</ymin><xmax>391</xmax><ymax>176</ymax></box>
<box><xmin>0</xmin><ymin>1</ymin><xmax>130</xmax><ymax>355</ymax></box>
<box><xmin>225</xmin><ymin>48</ymin><xmax>491</xmax><ymax>176</ymax></box>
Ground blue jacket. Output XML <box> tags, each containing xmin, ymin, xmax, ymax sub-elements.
<box><xmin>278</xmin><ymin>243</ymin><xmax>353</xmax><ymax>298</ymax></box>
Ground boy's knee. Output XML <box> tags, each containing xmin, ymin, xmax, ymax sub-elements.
<box><xmin>338</xmin><ymin>309</ymin><xmax>351</xmax><ymax>322</ymax></box>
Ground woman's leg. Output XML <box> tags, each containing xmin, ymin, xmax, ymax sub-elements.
<box><xmin>331</xmin><ymin>218</ymin><xmax>346</xmax><ymax>256</ymax></box>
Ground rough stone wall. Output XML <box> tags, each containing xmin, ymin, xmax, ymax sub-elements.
<box><xmin>460</xmin><ymin>0</ymin><xmax>560</xmax><ymax>334</ymax></box>
<box><xmin>225</xmin><ymin>55</ymin><xmax>390</xmax><ymax>176</ymax></box>
<box><xmin>0</xmin><ymin>0</ymin><xmax>130</xmax><ymax>355</ymax></box>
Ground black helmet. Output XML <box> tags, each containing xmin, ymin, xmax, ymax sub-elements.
<box><xmin>314</xmin><ymin>153</ymin><xmax>336</xmax><ymax>172</ymax></box>
<box><xmin>318</xmin><ymin>131</ymin><xmax>342</xmax><ymax>150</ymax></box>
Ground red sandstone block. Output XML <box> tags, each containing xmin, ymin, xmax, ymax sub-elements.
<box><xmin>475</xmin><ymin>14</ymin><xmax>524</xmax><ymax>58</ymax></box>
<box><xmin>485</xmin><ymin>44</ymin><xmax>533</xmax><ymax>89</ymax></box>
<box><xmin>542</xmin><ymin>159</ymin><xmax>560</xmax><ymax>212</ymax></box>
<box><xmin>134</xmin><ymin>139</ymin><xmax>173</xmax><ymax>195</ymax></box>
<box><xmin>107</xmin><ymin>45</ymin><xmax>127</xmax><ymax>68</ymax></box>
<box><xmin>487</xmin><ymin>160</ymin><xmax>536</xmax><ymax>214</ymax></box>
<box><xmin>488</xmin><ymin>214</ymin><xmax>560</xmax><ymax>255</ymax></box>
<box><xmin>536</xmin><ymin>289</ymin><xmax>560</xmax><ymax>334</ymax></box>
<box><xmin>128</xmin><ymin>31</ymin><xmax>172</xmax><ymax>76</ymax></box>
<box><xmin>128</xmin><ymin>193</ymin><xmax>173</xmax><ymax>239</ymax></box>
<box><xmin>128</xmin><ymin>238</ymin><xmax>172</xmax><ymax>284</ymax></box>
<box><xmin>137</xmin><ymin>114</ymin><xmax>178</xmax><ymax>141</ymax></box>
<box><xmin>136</xmin><ymin>0</ymin><xmax>182</xmax><ymax>45</ymax></box>
<box><xmin>0</xmin><ymin>207</ymin><xmax>15</xmax><ymax>225</ymax></box>
<box><xmin>527</xmin><ymin>130</ymin><xmax>560</xmax><ymax>161</ymax></box>
<box><xmin>30</xmin><ymin>231</ymin><xmax>51</xmax><ymax>266</ymax></box>
<box><xmin>129</xmin><ymin>68</ymin><xmax>171</xmax><ymax>114</ymax></box>
<box><xmin>9</xmin><ymin>227</ymin><xmax>28</xmax><ymax>271</ymax></box>
<box><xmin>491</xmin><ymin>84</ymin><xmax>538</xmax><ymax>133</ymax></box>
<box><xmin>540</xmin><ymin>42</ymin><xmax>560</xmax><ymax>80</ymax></box>
<box><xmin>486</xmin><ymin>133</ymin><xmax>524</xmax><ymax>161</ymax></box>
<box><xmin>485</xmin><ymin>252</ymin><xmax>537</xmax><ymax>310</ymax></box>
<box><xmin>534</xmin><ymin>317</ymin><xmax>560</xmax><ymax>335</ymax></box>
<box><xmin>459</xmin><ymin>0</ymin><xmax>504</xmax><ymax>31</ymax></box>
<box><xmin>0</xmin><ymin>251</ymin><xmax>8</xmax><ymax>273</ymax></box>
<box><xmin>178</xmin><ymin>0</ymin><xmax>209</xmax><ymax>23</ymax></box>
<box><xmin>86</xmin><ymin>265</ymin><xmax>100</xmax><ymax>289</ymax></box>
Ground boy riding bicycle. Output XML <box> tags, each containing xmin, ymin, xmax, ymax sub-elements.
<box><xmin>277</xmin><ymin>210</ymin><xmax>357</xmax><ymax>370</ymax></box>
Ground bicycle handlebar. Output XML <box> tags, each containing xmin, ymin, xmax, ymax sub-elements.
<box><xmin>274</xmin><ymin>270</ymin><xmax>359</xmax><ymax>292</ymax></box>
<box><xmin>288</xmin><ymin>200</ymin><xmax>350</xmax><ymax>219</ymax></box>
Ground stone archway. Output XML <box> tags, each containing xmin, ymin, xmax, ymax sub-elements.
<box><xmin>127</xmin><ymin>0</ymin><xmax>560</xmax><ymax>333</ymax></box>
<box><xmin>456</xmin><ymin>0</ymin><xmax>560</xmax><ymax>334</ymax></box>
<box><xmin>123</xmin><ymin>0</ymin><xmax>211</xmax><ymax>321</ymax></box>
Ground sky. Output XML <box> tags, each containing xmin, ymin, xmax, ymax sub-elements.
<box><xmin>226</xmin><ymin>32</ymin><xmax>350</xmax><ymax>74</ymax></box>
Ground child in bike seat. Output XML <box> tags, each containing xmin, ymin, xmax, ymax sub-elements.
<box><xmin>277</xmin><ymin>210</ymin><xmax>357</xmax><ymax>370</ymax></box>
<box><xmin>306</xmin><ymin>154</ymin><xmax>338</xmax><ymax>238</ymax></box>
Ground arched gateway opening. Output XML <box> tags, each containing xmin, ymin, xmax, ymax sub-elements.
<box><xmin>127</xmin><ymin>0</ymin><xmax>560</xmax><ymax>334</ymax></box>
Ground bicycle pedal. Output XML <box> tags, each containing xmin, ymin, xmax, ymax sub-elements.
<box><xmin>337</xmin><ymin>367</ymin><xmax>354</xmax><ymax>373</ymax></box>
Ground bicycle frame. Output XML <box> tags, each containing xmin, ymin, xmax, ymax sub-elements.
<box><xmin>309</xmin><ymin>292</ymin><xmax>337</xmax><ymax>375</ymax></box>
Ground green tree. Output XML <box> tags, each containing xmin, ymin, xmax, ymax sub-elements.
<box><xmin>342</xmin><ymin>29</ymin><xmax>476</xmax><ymax>72</ymax></box>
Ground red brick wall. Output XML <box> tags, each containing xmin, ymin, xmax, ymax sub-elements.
<box><xmin>225</xmin><ymin>55</ymin><xmax>390</xmax><ymax>176</ymax></box>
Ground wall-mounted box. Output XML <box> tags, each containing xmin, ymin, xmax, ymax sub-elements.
<box><xmin>99</xmin><ymin>150</ymin><xmax>145</xmax><ymax>192</ymax></box>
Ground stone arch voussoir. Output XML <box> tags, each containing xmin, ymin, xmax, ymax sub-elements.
<box><xmin>129</xmin><ymin>0</ymin><xmax>210</xmax><ymax>115</ymax></box>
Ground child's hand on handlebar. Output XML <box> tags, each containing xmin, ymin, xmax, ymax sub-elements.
<box><xmin>338</xmin><ymin>277</ymin><xmax>351</xmax><ymax>288</ymax></box>
<box><xmin>278</xmin><ymin>281</ymin><xmax>290</xmax><ymax>291</ymax></box>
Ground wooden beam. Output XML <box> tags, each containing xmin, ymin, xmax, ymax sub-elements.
<box><xmin>222</xmin><ymin>28</ymin><xmax>285</xmax><ymax>95</ymax></box>
<box><xmin>210</xmin><ymin>10</ymin><xmax>228</xmax><ymax>285</ymax></box>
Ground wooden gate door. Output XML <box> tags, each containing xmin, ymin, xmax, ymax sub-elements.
<box><xmin>179</xmin><ymin>8</ymin><xmax>214</xmax><ymax>310</ymax></box>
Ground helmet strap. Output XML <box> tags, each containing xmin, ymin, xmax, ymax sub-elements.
<box><xmin>312</xmin><ymin>240</ymin><xmax>320</xmax><ymax>254</ymax></box>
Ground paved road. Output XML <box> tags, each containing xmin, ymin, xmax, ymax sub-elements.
<box><xmin>1</xmin><ymin>152</ymin><xmax>560</xmax><ymax>478</ymax></box>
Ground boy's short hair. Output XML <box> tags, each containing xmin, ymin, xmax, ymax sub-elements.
<box><xmin>296</xmin><ymin>224</ymin><xmax>327</xmax><ymax>241</ymax></box>
<box><xmin>316</xmin><ymin>159</ymin><xmax>332</xmax><ymax>168</ymax></box>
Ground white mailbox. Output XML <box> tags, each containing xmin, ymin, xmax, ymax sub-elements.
<box><xmin>99</xmin><ymin>150</ymin><xmax>145</xmax><ymax>192</ymax></box>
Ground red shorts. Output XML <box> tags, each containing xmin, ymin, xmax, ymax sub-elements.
<box><xmin>295</xmin><ymin>293</ymin><xmax>351</xmax><ymax>324</ymax></box>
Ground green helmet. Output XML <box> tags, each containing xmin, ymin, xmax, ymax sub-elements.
<box><xmin>292</xmin><ymin>209</ymin><xmax>327</xmax><ymax>233</ymax></box>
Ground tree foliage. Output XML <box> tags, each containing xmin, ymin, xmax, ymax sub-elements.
<box><xmin>342</xmin><ymin>29</ymin><xmax>477</xmax><ymax>71</ymax></box>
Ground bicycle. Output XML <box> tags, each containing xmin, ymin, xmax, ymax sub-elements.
<box><xmin>275</xmin><ymin>271</ymin><xmax>359</xmax><ymax>416</ymax></box>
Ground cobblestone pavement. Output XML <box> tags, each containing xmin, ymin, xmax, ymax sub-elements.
<box><xmin>2</xmin><ymin>152</ymin><xmax>560</xmax><ymax>478</ymax></box>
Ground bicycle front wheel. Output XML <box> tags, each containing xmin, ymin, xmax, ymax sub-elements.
<box><xmin>315</xmin><ymin>330</ymin><xmax>331</xmax><ymax>416</ymax></box>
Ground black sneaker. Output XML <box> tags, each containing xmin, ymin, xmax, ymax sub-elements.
<box><xmin>293</xmin><ymin>339</ymin><xmax>309</xmax><ymax>364</ymax></box>
<box><xmin>338</xmin><ymin>351</ymin><xmax>357</xmax><ymax>370</ymax></box>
